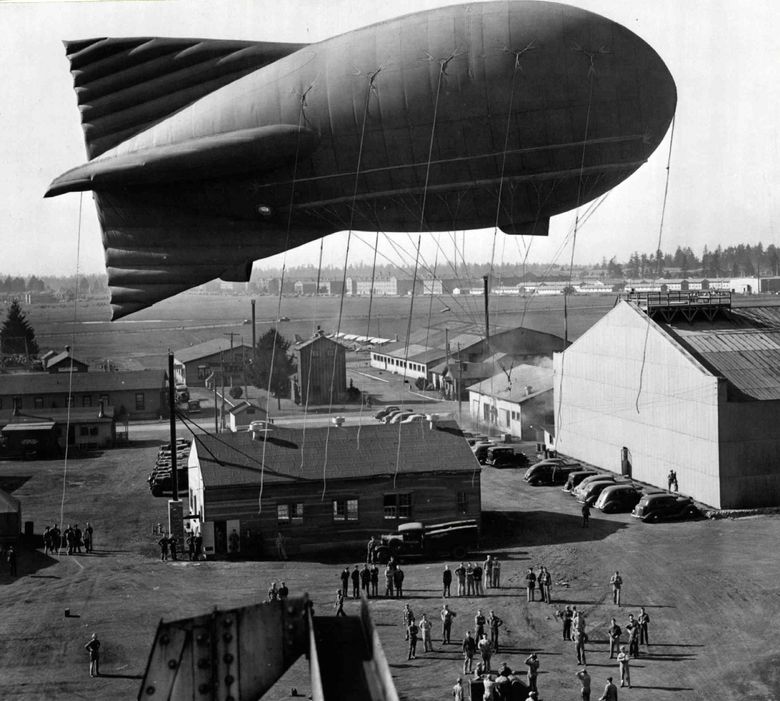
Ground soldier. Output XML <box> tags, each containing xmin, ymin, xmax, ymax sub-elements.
<box><xmin>43</xmin><ymin>526</ymin><xmax>52</xmax><ymax>555</ymax></box>
<box><xmin>610</xmin><ymin>571</ymin><xmax>623</xmax><ymax>606</ymax></box>
<box><xmin>351</xmin><ymin>565</ymin><xmax>360</xmax><ymax>598</ymax></box>
<box><xmin>384</xmin><ymin>565</ymin><xmax>395</xmax><ymax>597</ymax></box>
<box><xmin>441</xmin><ymin>603</ymin><xmax>456</xmax><ymax>644</ymax></box>
<box><xmin>598</xmin><ymin>677</ymin><xmax>618</xmax><ymax>701</ymax></box>
<box><xmin>158</xmin><ymin>533</ymin><xmax>169</xmax><ymax>561</ymax></box>
<box><xmin>394</xmin><ymin>566</ymin><xmax>405</xmax><ymax>598</ymax></box>
<box><xmin>492</xmin><ymin>557</ymin><xmax>501</xmax><ymax>588</ymax></box>
<box><xmin>335</xmin><ymin>590</ymin><xmax>346</xmax><ymax>616</ymax></box>
<box><xmin>85</xmin><ymin>522</ymin><xmax>94</xmax><ymax>553</ymax></box>
<box><xmin>524</xmin><ymin>653</ymin><xmax>540</xmax><ymax>694</ymax></box>
<box><xmin>367</xmin><ymin>535</ymin><xmax>377</xmax><ymax>563</ymax></box>
<box><xmin>477</xmin><ymin>634</ymin><xmax>492</xmax><ymax>672</ymax></box>
<box><xmin>466</xmin><ymin>563</ymin><xmax>475</xmax><ymax>596</ymax></box>
<box><xmin>483</xmin><ymin>555</ymin><xmax>493</xmax><ymax>590</ymax></box>
<box><xmin>443</xmin><ymin>564</ymin><xmax>453</xmax><ymax>597</ymax></box>
<box><xmin>403</xmin><ymin>603</ymin><xmax>415</xmax><ymax>640</ymax></box>
<box><xmin>370</xmin><ymin>563</ymin><xmax>379</xmax><ymax>597</ymax></box>
<box><xmin>462</xmin><ymin>631</ymin><xmax>476</xmax><ymax>673</ymax></box>
<box><xmin>488</xmin><ymin>610</ymin><xmax>503</xmax><ymax>653</ymax></box>
<box><xmin>7</xmin><ymin>546</ymin><xmax>17</xmax><ymax>577</ymax></box>
<box><xmin>562</xmin><ymin>605</ymin><xmax>574</xmax><ymax>641</ymax></box>
<box><xmin>51</xmin><ymin>523</ymin><xmax>61</xmax><ymax>553</ymax></box>
<box><xmin>455</xmin><ymin>562</ymin><xmax>467</xmax><ymax>596</ymax></box>
<box><xmin>617</xmin><ymin>646</ymin><xmax>631</xmax><ymax>688</ymax></box>
<box><xmin>278</xmin><ymin>581</ymin><xmax>289</xmax><ymax>599</ymax></box>
<box><xmin>537</xmin><ymin>566</ymin><xmax>547</xmax><ymax>602</ymax></box>
<box><xmin>360</xmin><ymin>563</ymin><xmax>371</xmax><ymax>597</ymax></box>
<box><xmin>186</xmin><ymin>532</ymin><xmax>195</xmax><ymax>561</ymax></box>
<box><xmin>407</xmin><ymin>619</ymin><xmax>419</xmax><ymax>660</ymax></box>
<box><xmin>574</xmin><ymin>627</ymin><xmax>587</xmax><ymax>666</ymax></box>
<box><xmin>474</xmin><ymin>609</ymin><xmax>486</xmax><ymax>640</ymax></box>
<box><xmin>638</xmin><ymin>607</ymin><xmax>650</xmax><ymax>646</ymax></box>
<box><xmin>340</xmin><ymin>567</ymin><xmax>350</xmax><ymax>597</ymax></box>
<box><xmin>626</xmin><ymin>614</ymin><xmax>640</xmax><ymax>657</ymax></box>
<box><xmin>576</xmin><ymin>667</ymin><xmax>592</xmax><ymax>701</ymax></box>
<box><xmin>525</xmin><ymin>567</ymin><xmax>536</xmax><ymax>602</ymax></box>
<box><xmin>608</xmin><ymin>617</ymin><xmax>622</xmax><ymax>658</ymax></box>
<box><xmin>541</xmin><ymin>566</ymin><xmax>552</xmax><ymax>603</ymax></box>
<box><xmin>473</xmin><ymin>562</ymin><xmax>484</xmax><ymax>596</ymax></box>
<box><xmin>419</xmin><ymin>613</ymin><xmax>433</xmax><ymax>652</ymax></box>
<box><xmin>84</xmin><ymin>633</ymin><xmax>100</xmax><ymax>677</ymax></box>
<box><xmin>74</xmin><ymin>524</ymin><xmax>83</xmax><ymax>553</ymax></box>
<box><xmin>169</xmin><ymin>535</ymin><xmax>178</xmax><ymax>561</ymax></box>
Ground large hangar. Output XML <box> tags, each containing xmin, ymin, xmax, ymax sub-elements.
<box><xmin>552</xmin><ymin>297</ymin><xmax>780</xmax><ymax>509</ymax></box>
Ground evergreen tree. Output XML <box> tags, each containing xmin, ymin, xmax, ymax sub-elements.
<box><xmin>1</xmin><ymin>299</ymin><xmax>39</xmax><ymax>356</ymax></box>
<box><xmin>249</xmin><ymin>330</ymin><xmax>297</xmax><ymax>409</ymax></box>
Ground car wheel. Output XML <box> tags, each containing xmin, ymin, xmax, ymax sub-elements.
<box><xmin>686</xmin><ymin>507</ymin><xmax>699</xmax><ymax>518</ymax></box>
<box><xmin>602</xmin><ymin>504</ymin><xmax>615</xmax><ymax>514</ymax></box>
<box><xmin>648</xmin><ymin>513</ymin><xmax>661</xmax><ymax>523</ymax></box>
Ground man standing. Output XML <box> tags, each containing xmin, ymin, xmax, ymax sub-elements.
<box><xmin>574</xmin><ymin>627</ymin><xmax>587</xmax><ymax>665</ymax></box>
<box><xmin>85</xmin><ymin>633</ymin><xmax>100</xmax><ymax>677</ymax></box>
<box><xmin>335</xmin><ymin>590</ymin><xmax>346</xmax><ymax>616</ymax></box>
<box><xmin>370</xmin><ymin>564</ymin><xmax>379</xmax><ymax>597</ymax></box>
<box><xmin>441</xmin><ymin>604</ymin><xmax>456</xmax><ymax>644</ymax></box>
<box><xmin>562</xmin><ymin>606</ymin><xmax>574</xmax><ymax>641</ymax></box>
<box><xmin>617</xmin><ymin>646</ymin><xmax>631</xmax><ymax>688</ymax></box>
<box><xmin>340</xmin><ymin>567</ymin><xmax>350</xmax><ymax>597</ymax></box>
<box><xmin>488</xmin><ymin>610</ymin><xmax>503</xmax><ymax>653</ymax></box>
<box><xmin>351</xmin><ymin>565</ymin><xmax>360</xmax><ymax>598</ymax></box>
<box><xmin>492</xmin><ymin>557</ymin><xmax>501</xmax><ymax>588</ymax></box>
<box><xmin>278</xmin><ymin>582</ymin><xmax>289</xmax><ymax>599</ymax></box>
<box><xmin>477</xmin><ymin>634</ymin><xmax>492</xmax><ymax>672</ymax></box>
<box><xmin>228</xmin><ymin>528</ymin><xmax>240</xmax><ymax>557</ymax></box>
<box><xmin>608</xmin><ymin>617</ymin><xmax>622</xmax><ymax>659</ymax></box>
<box><xmin>462</xmin><ymin>631</ymin><xmax>476</xmax><ymax>674</ymax></box>
<box><xmin>525</xmin><ymin>567</ymin><xmax>536</xmax><ymax>602</ymax></box>
<box><xmin>599</xmin><ymin>677</ymin><xmax>618</xmax><ymax>701</ymax></box>
<box><xmin>443</xmin><ymin>564</ymin><xmax>453</xmax><ymax>597</ymax></box>
<box><xmin>452</xmin><ymin>677</ymin><xmax>465</xmax><ymax>701</ymax></box>
<box><xmin>466</xmin><ymin>563</ymin><xmax>475</xmax><ymax>596</ymax></box>
<box><xmin>474</xmin><ymin>609</ymin><xmax>486</xmax><ymax>640</ymax></box>
<box><xmin>576</xmin><ymin>668</ymin><xmax>592</xmax><ymax>701</ymax></box>
<box><xmin>638</xmin><ymin>607</ymin><xmax>650</xmax><ymax>646</ymax></box>
<box><xmin>394</xmin><ymin>566</ymin><xmax>405</xmax><ymax>598</ymax></box>
<box><xmin>473</xmin><ymin>562</ymin><xmax>484</xmax><ymax>596</ymax></box>
<box><xmin>367</xmin><ymin>536</ymin><xmax>376</xmax><ymax>563</ymax></box>
<box><xmin>85</xmin><ymin>522</ymin><xmax>94</xmax><ymax>553</ymax></box>
<box><xmin>626</xmin><ymin>614</ymin><xmax>640</xmax><ymax>657</ymax></box>
<box><xmin>384</xmin><ymin>565</ymin><xmax>395</xmax><ymax>597</ymax></box>
<box><xmin>403</xmin><ymin>603</ymin><xmax>415</xmax><ymax>640</ymax></box>
<box><xmin>524</xmin><ymin>653</ymin><xmax>540</xmax><ymax>694</ymax></box>
<box><xmin>541</xmin><ymin>566</ymin><xmax>552</xmax><ymax>603</ymax></box>
<box><xmin>419</xmin><ymin>613</ymin><xmax>433</xmax><ymax>652</ymax></box>
<box><xmin>483</xmin><ymin>555</ymin><xmax>493</xmax><ymax>590</ymax></box>
<box><xmin>582</xmin><ymin>501</ymin><xmax>591</xmax><ymax>527</ymax></box>
<box><xmin>158</xmin><ymin>533</ymin><xmax>169</xmax><ymax>561</ymax></box>
<box><xmin>360</xmin><ymin>563</ymin><xmax>371</xmax><ymax>597</ymax></box>
<box><xmin>455</xmin><ymin>562</ymin><xmax>467</xmax><ymax>596</ymax></box>
<box><xmin>610</xmin><ymin>571</ymin><xmax>623</xmax><ymax>606</ymax></box>
<box><xmin>7</xmin><ymin>546</ymin><xmax>17</xmax><ymax>577</ymax></box>
<box><xmin>407</xmin><ymin>619</ymin><xmax>419</xmax><ymax>660</ymax></box>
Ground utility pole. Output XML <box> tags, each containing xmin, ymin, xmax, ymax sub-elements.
<box><xmin>167</xmin><ymin>350</ymin><xmax>183</xmax><ymax>550</ymax></box>
<box><xmin>483</xmin><ymin>274</ymin><xmax>490</xmax><ymax>347</ymax></box>
<box><xmin>457</xmin><ymin>342</ymin><xmax>463</xmax><ymax>425</ymax></box>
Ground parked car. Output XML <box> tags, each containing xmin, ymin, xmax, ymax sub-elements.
<box><xmin>400</xmin><ymin>414</ymin><xmax>427</xmax><ymax>424</ymax></box>
<box><xmin>466</xmin><ymin>435</ymin><xmax>490</xmax><ymax>447</ymax></box>
<box><xmin>473</xmin><ymin>442</ymin><xmax>500</xmax><ymax>464</ymax></box>
<box><xmin>388</xmin><ymin>411</ymin><xmax>415</xmax><ymax>424</ymax></box>
<box><xmin>374</xmin><ymin>406</ymin><xmax>400</xmax><ymax>421</ymax></box>
<box><xmin>571</xmin><ymin>473</ymin><xmax>616</xmax><ymax>499</ymax></box>
<box><xmin>562</xmin><ymin>469</ymin><xmax>599</xmax><ymax>492</ymax></box>
<box><xmin>594</xmin><ymin>484</ymin><xmax>643</xmax><ymax>513</ymax></box>
<box><xmin>524</xmin><ymin>460</ymin><xmax>582</xmax><ymax>486</ymax></box>
<box><xmin>484</xmin><ymin>446</ymin><xmax>529</xmax><ymax>468</ymax></box>
<box><xmin>632</xmin><ymin>493</ymin><xmax>699</xmax><ymax>522</ymax></box>
<box><xmin>575</xmin><ymin>478</ymin><xmax>617</xmax><ymax>504</ymax></box>
<box><xmin>382</xmin><ymin>409</ymin><xmax>409</xmax><ymax>423</ymax></box>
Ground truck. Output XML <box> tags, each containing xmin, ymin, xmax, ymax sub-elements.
<box><xmin>371</xmin><ymin>519</ymin><xmax>479</xmax><ymax>563</ymax></box>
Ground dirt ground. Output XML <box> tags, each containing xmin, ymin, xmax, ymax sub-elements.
<box><xmin>1</xmin><ymin>422</ymin><xmax>779</xmax><ymax>701</ymax></box>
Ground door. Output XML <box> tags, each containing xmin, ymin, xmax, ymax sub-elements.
<box><xmin>621</xmin><ymin>447</ymin><xmax>632</xmax><ymax>477</ymax></box>
<box><xmin>213</xmin><ymin>520</ymin><xmax>227</xmax><ymax>556</ymax></box>
<box><xmin>226</xmin><ymin>518</ymin><xmax>241</xmax><ymax>554</ymax></box>
<box><xmin>201</xmin><ymin>521</ymin><xmax>215</xmax><ymax>558</ymax></box>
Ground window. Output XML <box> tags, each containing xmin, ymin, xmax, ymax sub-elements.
<box><xmin>504</xmin><ymin>410</ymin><xmax>510</xmax><ymax>425</ymax></box>
<box><xmin>99</xmin><ymin>394</ymin><xmax>109</xmax><ymax>405</ymax></box>
<box><xmin>197</xmin><ymin>365</ymin><xmax>209</xmax><ymax>380</ymax></box>
<box><xmin>384</xmin><ymin>493</ymin><xmax>412</xmax><ymax>520</ymax></box>
<box><xmin>13</xmin><ymin>396</ymin><xmax>22</xmax><ymax>411</ymax></box>
<box><xmin>457</xmin><ymin>492</ymin><xmax>469</xmax><ymax>514</ymax></box>
<box><xmin>83</xmin><ymin>395</ymin><xmax>92</xmax><ymax>407</ymax></box>
<box><xmin>277</xmin><ymin>502</ymin><xmax>304</xmax><ymax>522</ymax></box>
<box><xmin>333</xmin><ymin>498</ymin><xmax>359</xmax><ymax>521</ymax></box>
<box><xmin>312</xmin><ymin>350</ymin><xmax>320</xmax><ymax>358</ymax></box>
<box><xmin>34</xmin><ymin>397</ymin><xmax>44</xmax><ymax>409</ymax></box>
<box><xmin>326</xmin><ymin>348</ymin><xmax>335</xmax><ymax>357</ymax></box>
<box><xmin>135</xmin><ymin>393</ymin><xmax>145</xmax><ymax>411</ymax></box>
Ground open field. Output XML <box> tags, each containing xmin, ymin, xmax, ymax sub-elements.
<box><xmin>1</xmin><ymin>431</ymin><xmax>779</xmax><ymax>700</ymax></box>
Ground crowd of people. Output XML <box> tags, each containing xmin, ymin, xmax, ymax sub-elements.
<box><xmin>42</xmin><ymin>522</ymin><xmax>95</xmax><ymax>556</ymax></box>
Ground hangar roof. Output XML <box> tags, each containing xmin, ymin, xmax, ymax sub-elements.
<box><xmin>664</xmin><ymin>305</ymin><xmax>780</xmax><ymax>400</ymax></box>
<box><xmin>0</xmin><ymin>370</ymin><xmax>165</xmax><ymax>396</ymax></box>
<box><xmin>192</xmin><ymin>421</ymin><xmax>477</xmax><ymax>488</ymax></box>
<box><xmin>175</xmin><ymin>339</ymin><xmax>253</xmax><ymax>364</ymax></box>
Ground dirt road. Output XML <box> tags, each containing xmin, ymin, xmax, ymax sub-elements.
<box><xmin>0</xmin><ymin>433</ymin><xmax>778</xmax><ymax>700</ymax></box>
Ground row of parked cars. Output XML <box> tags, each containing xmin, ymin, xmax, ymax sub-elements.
<box><xmin>522</xmin><ymin>458</ymin><xmax>699</xmax><ymax>523</ymax></box>
<box><xmin>465</xmin><ymin>434</ymin><xmax>530</xmax><ymax>468</ymax></box>
<box><xmin>374</xmin><ymin>405</ymin><xmax>428</xmax><ymax>424</ymax></box>
<box><xmin>148</xmin><ymin>439</ymin><xmax>190</xmax><ymax>497</ymax></box>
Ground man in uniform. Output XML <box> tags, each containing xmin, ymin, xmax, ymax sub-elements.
<box><xmin>407</xmin><ymin>618</ymin><xmax>419</xmax><ymax>660</ymax></box>
<box><xmin>394</xmin><ymin>566</ymin><xmax>405</xmax><ymax>598</ymax></box>
<box><xmin>443</xmin><ymin>564</ymin><xmax>453</xmax><ymax>597</ymax></box>
<box><xmin>335</xmin><ymin>590</ymin><xmax>346</xmax><ymax>616</ymax></box>
<box><xmin>474</xmin><ymin>609</ymin><xmax>486</xmax><ymax>640</ymax></box>
<box><xmin>483</xmin><ymin>555</ymin><xmax>493</xmax><ymax>590</ymax></box>
<box><xmin>610</xmin><ymin>571</ymin><xmax>623</xmax><ymax>606</ymax></box>
<box><xmin>419</xmin><ymin>613</ymin><xmax>433</xmax><ymax>652</ymax></box>
<box><xmin>360</xmin><ymin>563</ymin><xmax>371</xmax><ymax>597</ymax></box>
<box><xmin>158</xmin><ymin>533</ymin><xmax>169</xmax><ymax>561</ymax></box>
<box><xmin>370</xmin><ymin>564</ymin><xmax>379</xmax><ymax>597</ymax></box>
<box><xmin>85</xmin><ymin>633</ymin><xmax>101</xmax><ymax>677</ymax></box>
<box><xmin>488</xmin><ymin>610</ymin><xmax>503</xmax><ymax>653</ymax></box>
<box><xmin>525</xmin><ymin>567</ymin><xmax>536</xmax><ymax>602</ymax></box>
<box><xmin>441</xmin><ymin>603</ymin><xmax>456</xmax><ymax>644</ymax></box>
<box><xmin>85</xmin><ymin>522</ymin><xmax>94</xmax><ymax>552</ymax></box>
<box><xmin>599</xmin><ymin>677</ymin><xmax>618</xmax><ymax>701</ymax></box>
<box><xmin>462</xmin><ymin>630</ymin><xmax>476</xmax><ymax>674</ymax></box>
<box><xmin>351</xmin><ymin>565</ymin><xmax>360</xmax><ymax>598</ymax></box>
<box><xmin>455</xmin><ymin>562</ymin><xmax>467</xmax><ymax>596</ymax></box>
<box><xmin>367</xmin><ymin>535</ymin><xmax>376</xmax><ymax>563</ymax></box>
<box><xmin>492</xmin><ymin>557</ymin><xmax>501</xmax><ymax>588</ymax></box>
<box><xmin>340</xmin><ymin>567</ymin><xmax>350</xmax><ymax>597</ymax></box>
<box><xmin>473</xmin><ymin>562</ymin><xmax>484</xmax><ymax>596</ymax></box>
<box><xmin>477</xmin><ymin>633</ymin><xmax>492</xmax><ymax>672</ymax></box>
<box><xmin>626</xmin><ymin>614</ymin><xmax>640</xmax><ymax>657</ymax></box>
<box><xmin>617</xmin><ymin>646</ymin><xmax>631</xmax><ymax>688</ymax></box>
<box><xmin>608</xmin><ymin>617</ymin><xmax>622</xmax><ymax>658</ymax></box>
<box><xmin>524</xmin><ymin>653</ymin><xmax>540</xmax><ymax>694</ymax></box>
<box><xmin>562</xmin><ymin>605</ymin><xmax>574</xmax><ymax>640</ymax></box>
<box><xmin>574</xmin><ymin>627</ymin><xmax>587</xmax><ymax>665</ymax></box>
<box><xmin>403</xmin><ymin>603</ymin><xmax>415</xmax><ymax>640</ymax></box>
<box><xmin>638</xmin><ymin>607</ymin><xmax>650</xmax><ymax>646</ymax></box>
<box><xmin>384</xmin><ymin>565</ymin><xmax>395</xmax><ymax>597</ymax></box>
<box><xmin>278</xmin><ymin>582</ymin><xmax>289</xmax><ymax>599</ymax></box>
<box><xmin>466</xmin><ymin>563</ymin><xmax>475</xmax><ymax>596</ymax></box>
<box><xmin>576</xmin><ymin>667</ymin><xmax>592</xmax><ymax>701</ymax></box>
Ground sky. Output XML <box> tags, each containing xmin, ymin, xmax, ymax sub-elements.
<box><xmin>0</xmin><ymin>0</ymin><xmax>778</xmax><ymax>278</ymax></box>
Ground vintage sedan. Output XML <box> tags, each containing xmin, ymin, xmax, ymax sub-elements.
<box><xmin>562</xmin><ymin>469</ymin><xmax>599</xmax><ymax>493</ymax></box>
<box><xmin>594</xmin><ymin>484</ymin><xmax>643</xmax><ymax>513</ymax></box>
<box><xmin>575</xmin><ymin>478</ymin><xmax>618</xmax><ymax>504</ymax></box>
<box><xmin>571</xmin><ymin>473</ymin><xmax>617</xmax><ymax>500</ymax></box>
<box><xmin>632</xmin><ymin>493</ymin><xmax>699</xmax><ymax>522</ymax></box>
<box><xmin>524</xmin><ymin>459</ymin><xmax>582</xmax><ymax>486</ymax></box>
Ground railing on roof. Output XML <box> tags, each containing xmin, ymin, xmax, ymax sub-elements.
<box><xmin>621</xmin><ymin>290</ymin><xmax>732</xmax><ymax>323</ymax></box>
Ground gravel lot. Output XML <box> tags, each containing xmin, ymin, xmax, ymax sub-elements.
<box><xmin>0</xmin><ymin>428</ymin><xmax>779</xmax><ymax>701</ymax></box>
